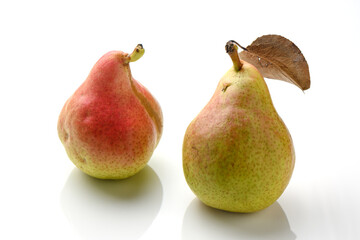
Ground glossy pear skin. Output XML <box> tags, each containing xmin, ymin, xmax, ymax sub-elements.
<box><xmin>183</xmin><ymin>60</ymin><xmax>295</xmax><ymax>212</ymax></box>
<box><xmin>58</xmin><ymin>51</ymin><xmax>163</xmax><ymax>179</ymax></box>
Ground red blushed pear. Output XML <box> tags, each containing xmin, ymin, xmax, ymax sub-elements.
<box><xmin>58</xmin><ymin>45</ymin><xmax>163</xmax><ymax>179</ymax></box>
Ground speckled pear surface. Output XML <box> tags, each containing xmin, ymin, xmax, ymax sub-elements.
<box><xmin>183</xmin><ymin>56</ymin><xmax>295</xmax><ymax>212</ymax></box>
<box><xmin>58</xmin><ymin>46</ymin><xmax>163</xmax><ymax>179</ymax></box>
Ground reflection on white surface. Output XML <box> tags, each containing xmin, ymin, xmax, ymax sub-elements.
<box><xmin>182</xmin><ymin>198</ymin><xmax>296</xmax><ymax>240</ymax></box>
<box><xmin>61</xmin><ymin>166</ymin><xmax>163</xmax><ymax>240</ymax></box>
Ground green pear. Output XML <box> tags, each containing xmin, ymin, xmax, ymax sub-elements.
<box><xmin>182</xmin><ymin>41</ymin><xmax>295</xmax><ymax>212</ymax></box>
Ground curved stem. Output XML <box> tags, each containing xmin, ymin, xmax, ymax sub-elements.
<box><xmin>229</xmin><ymin>40</ymin><xmax>248</xmax><ymax>51</ymax></box>
<box><xmin>225</xmin><ymin>41</ymin><xmax>242</xmax><ymax>71</ymax></box>
<box><xmin>126</xmin><ymin>44</ymin><xmax>145</xmax><ymax>63</ymax></box>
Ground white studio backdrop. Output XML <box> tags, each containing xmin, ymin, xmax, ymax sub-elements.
<box><xmin>0</xmin><ymin>0</ymin><xmax>359</xmax><ymax>239</ymax></box>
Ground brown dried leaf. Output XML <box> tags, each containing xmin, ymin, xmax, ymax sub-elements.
<box><xmin>239</xmin><ymin>35</ymin><xmax>310</xmax><ymax>90</ymax></box>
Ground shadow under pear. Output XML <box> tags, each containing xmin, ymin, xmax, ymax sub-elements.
<box><xmin>61</xmin><ymin>165</ymin><xmax>163</xmax><ymax>240</ymax></box>
<box><xmin>182</xmin><ymin>198</ymin><xmax>296</xmax><ymax>240</ymax></box>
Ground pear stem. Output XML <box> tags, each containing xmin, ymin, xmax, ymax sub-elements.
<box><xmin>225</xmin><ymin>40</ymin><xmax>242</xmax><ymax>71</ymax></box>
<box><xmin>127</xmin><ymin>44</ymin><xmax>145</xmax><ymax>63</ymax></box>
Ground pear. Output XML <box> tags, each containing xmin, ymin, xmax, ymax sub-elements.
<box><xmin>58</xmin><ymin>45</ymin><xmax>163</xmax><ymax>179</ymax></box>
<box><xmin>182</xmin><ymin>41</ymin><xmax>295</xmax><ymax>212</ymax></box>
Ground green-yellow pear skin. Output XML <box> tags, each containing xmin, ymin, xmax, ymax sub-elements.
<box><xmin>58</xmin><ymin>45</ymin><xmax>163</xmax><ymax>179</ymax></box>
<box><xmin>182</xmin><ymin>42</ymin><xmax>295</xmax><ymax>213</ymax></box>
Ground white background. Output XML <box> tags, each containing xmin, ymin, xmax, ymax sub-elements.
<box><xmin>1</xmin><ymin>0</ymin><xmax>360</xmax><ymax>239</ymax></box>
